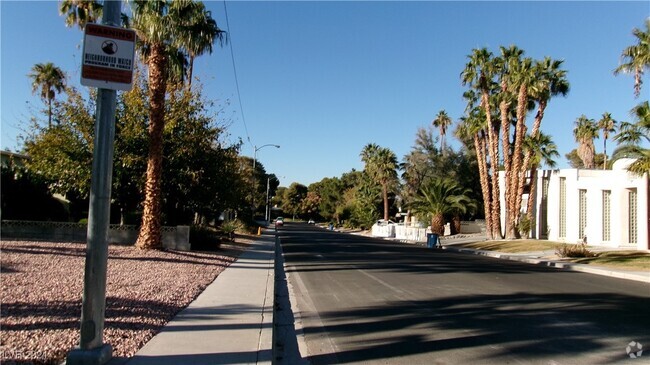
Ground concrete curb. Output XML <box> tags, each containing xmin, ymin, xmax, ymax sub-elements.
<box><xmin>442</xmin><ymin>246</ymin><xmax>650</xmax><ymax>284</ymax></box>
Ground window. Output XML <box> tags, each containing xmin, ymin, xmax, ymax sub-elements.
<box><xmin>629</xmin><ymin>189</ymin><xmax>638</xmax><ymax>244</ymax></box>
<box><xmin>578</xmin><ymin>189</ymin><xmax>587</xmax><ymax>240</ymax></box>
<box><xmin>540</xmin><ymin>177</ymin><xmax>549</xmax><ymax>238</ymax></box>
<box><xmin>602</xmin><ymin>190</ymin><xmax>611</xmax><ymax>241</ymax></box>
<box><xmin>559</xmin><ymin>178</ymin><xmax>566</xmax><ymax>238</ymax></box>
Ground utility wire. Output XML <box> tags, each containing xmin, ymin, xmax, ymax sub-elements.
<box><xmin>223</xmin><ymin>0</ymin><xmax>252</xmax><ymax>148</ymax></box>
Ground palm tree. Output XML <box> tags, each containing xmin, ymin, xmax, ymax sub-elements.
<box><xmin>523</xmin><ymin>132</ymin><xmax>559</xmax><ymax>232</ymax></box>
<box><xmin>432</xmin><ymin>109</ymin><xmax>452</xmax><ymax>153</ymax></box>
<box><xmin>130</xmin><ymin>0</ymin><xmax>223</xmax><ymax>249</ymax></box>
<box><xmin>456</xmin><ymin>106</ymin><xmax>493</xmax><ymax>239</ymax></box>
<box><xmin>612</xmin><ymin>101</ymin><xmax>650</xmax><ymax>175</ymax></box>
<box><xmin>573</xmin><ymin>115</ymin><xmax>599</xmax><ymax>169</ymax></box>
<box><xmin>506</xmin><ymin>56</ymin><xmax>537</xmax><ymax>239</ymax></box>
<box><xmin>28</xmin><ymin>62</ymin><xmax>66</xmax><ymax>128</ymax></box>
<box><xmin>614</xmin><ymin>19</ymin><xmax>650</xmax><ymax>98</ymax></box>
<box><xmin>360</xmin><ymin>143</ymin><xmax>399</xmax><ymax>222</ymax></box>
<box><xmin>461</xmin><ymin>48</ymin><xmax>502</xmax><ymax>239</ymax></box>
<box><xmin>409</xmin><ymin>178</ymin><xmax>473</xmax><ymax>235</ymax></box>
<box><xmin>597</xmin><ymin>112</ymin><xmax>617</xmax><ymax>169</ymax></box>
<box><xmin>181</xmin><ymin>2</ymin><xmax>227</xmax><ymax>87</ymax></box>
<box><xmin>59</xmin><ymin>0</ymin><xmax>102</xmax><ymax>29</ymax></box>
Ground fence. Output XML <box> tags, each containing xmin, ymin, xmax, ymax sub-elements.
<box><xmin>374</xmin><ymin>220</ymin><xmax>486</xmax><ymax>242</ymax></box>
<box><xmin>0</xmin><ymin>220</ymin><xmax>190</xmax><ymax>251</ymax></box>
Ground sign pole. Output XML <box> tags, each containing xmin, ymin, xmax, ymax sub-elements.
<box><xmin>67</xmin><ymin>1</ymin><xmax>121</xmax><ymax>364</ymax></box>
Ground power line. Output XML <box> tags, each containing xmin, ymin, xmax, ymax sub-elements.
<box><xmin>223</xmin><ymin>0</ymin><xmax>252</xmax><ymax>148</ymax></box>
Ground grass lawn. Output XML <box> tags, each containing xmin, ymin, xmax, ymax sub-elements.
<box><xmin>460</xmin><ymin>239</ymin><xmax>562</xmax><ymax>253</ymax></box>
<box><xmin>568</xmin><ymin>251</ymin><xmax>650</xmax><ymax>271</ymax></box>
<box><xmin>456</xmin><ymin>240</ymin><xmax>650</xmax><ymax>271</ymax></box>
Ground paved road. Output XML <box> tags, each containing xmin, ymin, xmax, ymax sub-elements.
<box><xmin>279</xmin><ymin>223</ymin><xmax>650</xmax><ymax>365</ymax></box>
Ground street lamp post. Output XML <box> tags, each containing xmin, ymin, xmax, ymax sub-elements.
<box><xmin>252</xmin><ymin>144</ymin><xmax>280</xmax><ymax>219</ymax></box>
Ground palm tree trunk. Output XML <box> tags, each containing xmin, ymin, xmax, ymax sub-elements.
<box><xmin>481</xmin><ymin>90</ymin><xmax>502</xmax><ymax>239</ymax></box>
<box><xmin>452</xmin><ymin>214</ymin><xmax>461</xmax><ymax>235</ymax></box>
<box><xmin>507</xmin><ymin>84</ymin><xmax>528</xmax><ymax>239</ymax></box>
<box><xmin>383</xmin><ymin>183</ymin><xmax>389</xmax><ymax>221</ymax></box>
<box><xmin>603</xmin><ymin>137</ymin><xmax>608</xmax><ymax>169</ymax></box>
<box><xmin>187</xmin><ymin>56</ymin><xmax>195</xmax><ymax>88</ymax></box>
<box><xmin>474</xmin><ymin>132</ymin><xmax>494</xmax><ymax>239</ymax></box>
<box><xmin>48</xmin><ymin>97</ymin><xmax>53</xmax><ymax>128</ymax></box>
<box><xmin>525</xmin><ymin>164</ymin><xmax>539</xmax><ymax>238</ymax></box>
<box><xmin>136</xmin><ymin>45</ymin><xmax>168</xmax><ymax>250</ymax></box>
<box><xmin>431</xmin><ymin>214</ymin><xmax>444</xmax><ymax>235</ymax></box>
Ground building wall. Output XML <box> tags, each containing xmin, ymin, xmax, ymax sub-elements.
<box><xmin>540</xmin><ymin>162</ymin><xmax>648</xmax><ymax>250</ymax></box>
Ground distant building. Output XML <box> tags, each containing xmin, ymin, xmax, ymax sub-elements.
<box><xmin>0</xmin><ymin>150</ymin><xmax>29</xmax><ymax>168</ymax></box>
<box><xmin>507</xmin><ymin>159</ymin><xmax>649</xmax><ymax>250</ymax></box>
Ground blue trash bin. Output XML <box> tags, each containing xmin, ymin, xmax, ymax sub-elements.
<box><xmin>426</xmin><ymin>233</ymin><xmax>439</xmax><ymax>248</ymax></box>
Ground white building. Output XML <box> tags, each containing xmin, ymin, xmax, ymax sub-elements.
<box><xmin>517</xmin><ymin>159</ymin><xmax>648</xmax><ymax>250</ymax></box>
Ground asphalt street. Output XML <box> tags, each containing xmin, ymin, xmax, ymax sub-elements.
<box><xmin>279</xmin><ymin>223</ymin><xmax>650</xmax><ymax>365</ymax></box>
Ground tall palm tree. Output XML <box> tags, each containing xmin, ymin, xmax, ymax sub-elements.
<box><xmin>181</xmin><ymin>2</ymin><xmax>227</xmax><ymax>87</ymax></box>
<box><xmin>505</xmin><ymin>56</ymin><xmax>536</xmax><ymax>239</ymax></box>
<box><xmin>59</xmin><ymin>0</ymin><xmax>102</xmax><ymax>29</ymax></box>
<box><xmin>409</xmin><ymin>178</ymin><xmax>473</xmax><ymax>235</ymax></box>
<box><xmin>614</xmin><ymin>19</ymin><xmax>650</xmax><ymax>98</ymax></box>
<box><xmin>523</xmin><ymin>132</ymin><xmax>559</xmax><ymax>231</ymax></box>
<box><xmin>597</xmin><ymin>112</ymin><xmax>617</xmax><ymax>169</ymax></box>
<box><xmin>432</xmin><ymin>109</ymin><xmax>452</xmax><ymax>153</ymax></box>
<box><xmin>28</xmin><ymin>62</ymin><xmax>66</xmax><ymax>128</ymax></box>
<box><xmin>461</xmin><ymin>48</ymin><xmax>502</xmax><ymax>239</ymax></box>
<box><xmin>456</xmin><ymin>106</ymin><xmax>493</xmax><ymax>239</ymax></box>
<box><xmin>573</xmin><ymin>115</ymin><xmax>599</xmax><ymax>169</ymax></box>
<box><xmin>130</xmin><ymin>0</ymin><xmax>223</xmax><ymax>249</ymax></box>
<box><xmin>612</xmin><ymin>101</ymin><xmax>650</xmax><ymax>175</ymax></box>
<box><xmin>360</xmin><ymin>143</ymin><xmax>399</xmax><ymax>222</ymax></box>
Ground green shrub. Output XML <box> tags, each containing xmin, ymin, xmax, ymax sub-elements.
<box><xmin>555</xmin><ymin>243</ymin><xmax>596</xmax><ymax>258</ymax></box>
<box><xmin>517</xmin><ymin>215</ymin><xmax>532</xmax><ymax>239</ymax></box>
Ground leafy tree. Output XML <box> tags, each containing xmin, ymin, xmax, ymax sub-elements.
<box><xmin>1</xmin><ymin>161</ymin><xmax>68</xmax><ymax>221</ymax></box>
<box><xmin>23</xmin><ymin>86</ymin><xmax>94</xmax><ymax>198</ymax></box>
<box><xmin>28</xmin><ymin>63</ymin><xmax>66</xmax><ymax>128</ymax></box>
<box><xmin>301</xmin><ymin>191</ymin><xmax>321</xmax><ymax>219</ymax></box>
<box><xmin>360</xmin><ymin>143</ymin><xmax>399</xmax><ymax>221</ymax></box>
<box><xmin>614</xmin><ymin>19</ymin><xmax>650</xmax><ymax>98</ymax></box>
<box><xmin>308</xmin><ymin>177</ymin><xmax>343</xmax><ymax>222</ymax></box>
<box><xmin>283</xmin><ymin>183</ymin><xmax>308</xmax><ymax>219</ymax></box>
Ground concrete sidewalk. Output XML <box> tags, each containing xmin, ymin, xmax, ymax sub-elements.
<box><xmin>118</xmin><ymin>234</ymin><xmax>276</xmax><ymax>365</ymax></box>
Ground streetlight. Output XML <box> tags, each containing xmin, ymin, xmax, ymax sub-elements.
<box><xmin>252</xmin><ymin>144</ymin><xmax>280</xmax><ymax>220</ymax></box>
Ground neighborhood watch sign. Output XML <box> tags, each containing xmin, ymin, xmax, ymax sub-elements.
<box><xmin>81</xmin><ymin>24</ymin><xmax>136</xmax><ymax>91</ymax></box>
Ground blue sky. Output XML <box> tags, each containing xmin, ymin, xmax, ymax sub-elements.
<box><xmin>1</xmin><ymin>1</ymin><xmax>648</xmax><ymax>187</ymax></box>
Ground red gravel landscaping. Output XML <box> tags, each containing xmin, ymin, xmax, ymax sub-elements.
<box><xmin>0</xmin><ymin>239</ymin><xmax>248</xmax><ymax>365</ymax></box>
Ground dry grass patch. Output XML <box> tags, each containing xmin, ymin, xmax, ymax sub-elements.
<box><xmin>568</xmin><ymin>251</ymin><xmax>650</xmax><ymax>271</ymax></box>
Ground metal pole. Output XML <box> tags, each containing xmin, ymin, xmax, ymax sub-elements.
<box><xmin>67</xmin><ymin>2</ymin><xmax>120</xmax><ymax>364</ymax></box>
<box><xmin>265</xmin><ymin>177</ymin><xmax>270</xmax><ymax>222</ymax></box>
